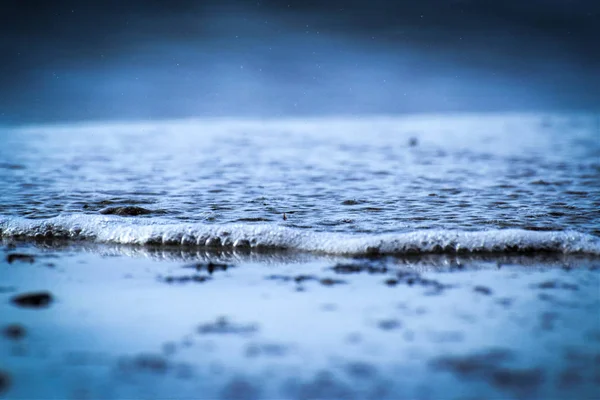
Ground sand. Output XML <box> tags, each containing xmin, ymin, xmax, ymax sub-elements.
<box><xmin>1</xmin><ymin>242</ymin><xmax>599</xmax><ymax>399</ymax></box>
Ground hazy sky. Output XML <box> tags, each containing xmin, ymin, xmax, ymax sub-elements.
<box><xmin>1</xmin><ymin>0</ymin><xmax>599</xmax><ymax>123</ymax></box>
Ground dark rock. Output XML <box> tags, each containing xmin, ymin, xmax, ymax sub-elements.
<box><xmin>378</xmin><ymin>319</ymin><xmax>401</xmax><ymax>330</ymax></box>
<box><xmin>6</xmin><ymin>253</ymin><xmax>35</xmax><ymax>264</ymax></box>
<box><xmin>99</xmin><ymin>206</ymin><xmax>154</xmax><ymax>216</ymax></box>
<box><xmin>408</xmin><ymin>137</ymin><xmax>419</xmax><ymax>147</ymax></box>
<box><xmin>3</xmin><ymin>324</ymin><xmax>26</xmax><ymax>340</ymax></box>
<box><xmin>474</xmin><ymin>286</ymin><xmax>492</xmax><ymax>295</ymax></box>
<box><xmin>10</xmin><ymin>291</ymin><xmax>53</xmax><ymax>308</ymax></box>
<box><xmin>384</xmin><ymin>278</ymin><xmax>399</xmax><ymax>286</ymax></box>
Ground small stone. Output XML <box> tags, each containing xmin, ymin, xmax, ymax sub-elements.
<box><xmin>294</xmin><ymin>275</ymin><xmax>316</xmax><ymax>284</ymax></box>
<box><xmin>319</xmin><ymin>278</ymin><xmax>346</xmax><ymax>286</ymax></box>
<box><xmin>10</xmin><ymin>291</ymin><xmax>53</xmax><ymax>308</ymax></box>
<box><xmin>342</xmin><ymin>199</ymin><xmax>361</xmax><ymax>205</ymax></box>
<box><xmin>474</xmin><ymin>286</ymin><xmax>492</xmax><ymax>295</ymax></box>
<box><xmin>6</xmin><ymin>254</ymin><xmax>35</xmax><ymax>264</ymax></box>
<box><xmin>99</xmin><ymin>206</ymin><xmax>154</xmax><ymax>216</ymax></box>
<box><xmin>378</xmin><ymin>319</ymin><xmax>401</xmax><ymax>330</ymax></box>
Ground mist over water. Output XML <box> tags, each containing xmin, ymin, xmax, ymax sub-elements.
<box><xmin>1</xmin><ymin>1</ymin><xmax>599</xmax><ymax>123</ymax></box>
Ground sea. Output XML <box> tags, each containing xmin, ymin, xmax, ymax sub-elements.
<box><xmin>1</xmin><ymin>113</ymin><xmax>599</xmax><ymax>255</ymax></box>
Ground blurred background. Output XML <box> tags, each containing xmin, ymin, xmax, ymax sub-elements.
<box><xmin>1</xmin><ymin>0</ymin><xmax>599</xmax><ymax>124</ymax></box>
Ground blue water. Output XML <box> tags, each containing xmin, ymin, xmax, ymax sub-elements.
<box><xmin>1</xmin><ymin>113</ymin><xmax>599</xmax><ymax>254</ymax></box>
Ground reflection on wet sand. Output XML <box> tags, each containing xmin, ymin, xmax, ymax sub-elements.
<box><xmin>1</xmin><ymin>242</ymin><xmax>599</xmax><ymax>398</ymax></box>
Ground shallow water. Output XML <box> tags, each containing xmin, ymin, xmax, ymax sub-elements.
<box><xmin>1</xmin><ymin>113</ymin><xmax>599</xmax><ymax>255</ymax></box>
<box><xmin>1</xmin><ymin>113</ymin><xmax>600</xmax><ymax>399</ymax></box>
<box><xmin>1</xmin><ymin>243</ymin><xmax>599</xmax><ymax>399</ymax></box>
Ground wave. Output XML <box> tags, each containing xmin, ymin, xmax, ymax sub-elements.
<box><xmin>1</xmin><ymin>215</ymin><xmax>599</xmax><ymax>256</ymax></box>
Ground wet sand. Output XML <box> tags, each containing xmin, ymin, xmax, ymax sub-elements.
<box><xmin>1</xmin><ymin>242</ymin><xmax>599</xmax><ymax>399</ymax></box>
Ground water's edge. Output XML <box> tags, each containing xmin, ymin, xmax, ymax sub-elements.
<box><xmin>2</xmin><ymin>215</ymin><xmax>599</xmax><ymax>257</ymax></box>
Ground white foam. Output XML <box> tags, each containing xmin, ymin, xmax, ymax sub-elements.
<box><xmin>1</xmin><ymin>215</ymin><xmax>599</xmax><ymax>256</ymax></box>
